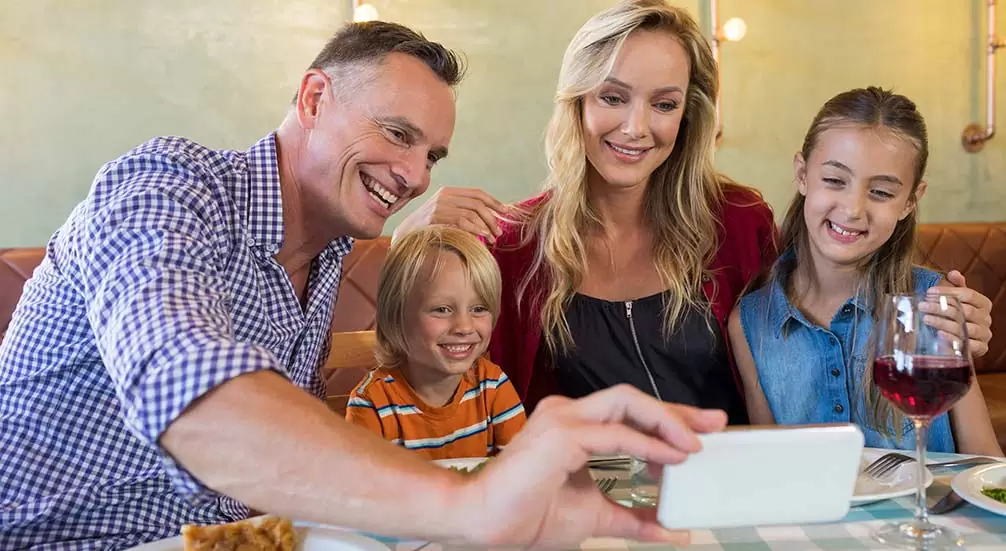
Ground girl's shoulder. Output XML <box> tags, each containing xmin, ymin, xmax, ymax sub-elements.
<box><xmin>736</xmin><ymin>276</ymin><xmax>785</xmax><ymax>333</ymax></box>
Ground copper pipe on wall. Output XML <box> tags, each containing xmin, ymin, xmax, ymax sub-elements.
<box><xmin>963</xmin><ymin>0</ymin><xmax>1006</xmax><ymax>153</ymax></box>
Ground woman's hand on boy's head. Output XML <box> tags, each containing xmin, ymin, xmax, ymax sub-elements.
<box><xmin>392</xmin><ymin>186</ymin><xmax>506</xmax><ymax>245</ymax></box>
<box><xmin>451</xmin><ymin>385</ymin><xmax>725</xmax><ymax>549</ymax></box>
<box><xmin>923</xmin><ymin>270</ymin><xmax>994</xmax><ymax>358</ymax></box>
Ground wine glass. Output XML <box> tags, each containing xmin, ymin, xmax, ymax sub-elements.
<box><xmin>872</xmin><ymin>292</ymin><xmax>973</xmax><ymax>549</ymax></box>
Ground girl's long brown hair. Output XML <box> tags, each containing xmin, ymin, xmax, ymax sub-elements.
<box><xmin>773</xmin><ymin>86</ymin><xmax>929</xmax><ymax>437</ymax></box>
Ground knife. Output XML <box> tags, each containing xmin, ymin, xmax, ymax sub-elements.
<box><xmin>928</xmin><ymin>488</ymin><xmax>965</xmax><ymax>515</ymax></box>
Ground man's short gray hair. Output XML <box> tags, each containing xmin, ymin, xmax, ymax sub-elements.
<box><xmin>293</xmin><ymin>21</ymin><xmax>466</xmax><ymax>103</ymax></box>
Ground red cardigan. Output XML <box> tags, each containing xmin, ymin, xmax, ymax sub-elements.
<box><xmin>488</xmin><ymin>185</ymin><xmax>779</xmax><ymax>413</ymax></box>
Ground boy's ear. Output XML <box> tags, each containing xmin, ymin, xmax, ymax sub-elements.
<box><xmin>793</xmin><ymin>152</ymin><xmax>808</xmax><ymax>196</ymax></box>
<box><xmin>901</xmin><ymin>180</ymin><xmax>928</xmax><ymax>220</ymax></box>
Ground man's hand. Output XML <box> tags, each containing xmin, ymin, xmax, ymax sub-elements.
<box><xmin>454</xmin><ymin>385</ymin><xmax>728</xmax><ymax>549</ymax></box>
<box><xmin>926</xmin><ymin>270</ymin><xmax>994</xmax><ymax>357</ymax></box>
<box><xmin>392</xmin><ymin>187</ymin><xmax>506</xmax><ymax>244</ymax></box>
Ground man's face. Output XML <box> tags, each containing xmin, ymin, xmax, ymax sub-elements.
<box><xmin>296</xmin><ymin>53</ymin><xmax>457</xmax><ymax>239</ymax></box>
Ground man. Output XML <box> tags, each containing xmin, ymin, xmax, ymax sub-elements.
<box><xmin>0</xmin><ymin>21</ymin><xmax>725</xmax><ymax>550</ymax></box>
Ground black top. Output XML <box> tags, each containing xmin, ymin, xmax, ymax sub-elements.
<box><xmin>554</xmin><ymin>292</ymin><xmax>748</xmax><ymax>425</ymax></box>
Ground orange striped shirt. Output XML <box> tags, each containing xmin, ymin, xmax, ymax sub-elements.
<box><xmin>345</xmin><ymin>357</ymin><xmax>526</xmax><ymax>460</ymax></box>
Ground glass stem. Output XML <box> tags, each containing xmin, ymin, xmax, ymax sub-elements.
<box><xmin>914</xmin><ymin>418</ymin><xmax>930</xmax><ymax>526</ymax></box>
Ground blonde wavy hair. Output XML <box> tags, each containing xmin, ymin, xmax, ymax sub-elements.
<box><xmin>774</xmin><ymin>86</ymin><xmax>929</xmax><ymax>438</ymax></box>
<box><xmin>375</xmin><ymin>226</ymin><xmax>502</xmax><ymax>369</ymax></box>
<box><xmin>518</xmin><ymin>0</ymin><xmax>725</xmax><ymax>356</ymax></box>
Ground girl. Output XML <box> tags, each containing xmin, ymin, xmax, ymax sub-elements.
<box><xmin>346</xmin><ymin>226</ymin><xmax>527</xmax><ymax>460</ymax></box>
<box><xmin>728</xmin><ymin>87</ymin><xmax>1001</xmax><ymax>455</ymax></box>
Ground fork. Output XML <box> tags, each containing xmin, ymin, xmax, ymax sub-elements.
<box><xmin>864</xmin><ymin>452</ymin><xmax>1002</xmax><ymax>479</ymax></box>
<box><xmin>595</xmin><ymin>477</ymin><xmax>618</xmax><ymax>494</ymax></box>
<box><xmin>863</xmin><ymin>453</ymin><xmax>914</xmax><ymax>479</ymax></box>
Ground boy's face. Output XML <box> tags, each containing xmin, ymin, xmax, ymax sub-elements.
<box><xmin>403</xmin><ymin>250</ymin><xmax>493</xmax><ymax>377</ymax></box>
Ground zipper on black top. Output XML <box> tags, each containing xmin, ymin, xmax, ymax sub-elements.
<box><xmin>625</xmin><ymin>300</ymin><xmax>663</xmax><ymax>401</ymax></box>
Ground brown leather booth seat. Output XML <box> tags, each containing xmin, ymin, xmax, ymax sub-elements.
<box><xmin>325</xmin><ymin>237</ymin><xmax>389</xmax><ymax>413</ymax></box>
<box><xmin>0</xmin><ymin>247</ymin><xmax>45</xmax><ymax>339</ymax></box>
<box><xmin>3</xmin><ymin>223</ymin><xmax>1006</xmax><ymax>446</ymax></box>
<box><xmin>915</xmin><ymin>223</ymin><xmax>1006</xmax><ymax>446</ymax></box>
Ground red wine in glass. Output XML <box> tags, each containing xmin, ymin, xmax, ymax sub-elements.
<box><xmin>873</xmin><ymin>355</ymin><xmax>972</xmax><ymax>418</ymax></box>
<box><xmin>872</xmin><ymin>292</ymin><xmax>972</xmax><ymax>550</ymax></box>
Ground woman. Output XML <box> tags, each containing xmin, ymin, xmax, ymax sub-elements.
<box><xmin>395</xmin><ymin>0</ymin><xmax>993</xmax><ymax>419</ymax></box>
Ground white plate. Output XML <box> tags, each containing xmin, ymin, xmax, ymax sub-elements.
<box><xmin>432</xmin><ymin>457</ymin><xmax>489</xmax><ymax>472</ymax></box>
<box><xmin>125</xmin><ymin>523</ymin><xmax>388</xmax><ymax>551</ymax></box>
<box><xmin>436</xmin><ymin>451</ymin><xmax>932</xmax><ymax>507</ymax></box>
<box><xmin>851</xmin><ymin>448</ymin><xmax>934</xmax><ymax>506</ymax></box>
<box><xmin>951</xmin><ymin>463</ymin><xmax>1006</xmax><ymax>516</ymax></box>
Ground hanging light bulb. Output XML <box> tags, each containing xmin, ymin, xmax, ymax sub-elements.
<box><xmin>354</xmin><ymin>3</ymin><xmax>379</xmax><ymax>22</ymax></box>
<box><xmin>722</xmin><ymin>17</ymin><xmax>747</xmax><ymax>42</ymax></box>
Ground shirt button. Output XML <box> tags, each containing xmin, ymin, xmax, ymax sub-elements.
<box><xmin>831</xmin><ymin>368</ymin><xmax>840</xmax><ymax>377</ymax></box>
<box><xmin>829</xmin><ymin>336</ymin><xmax>838</xmax><ymax>345</ymax></box>
<box><xmin>834</xmin><ymin>404</ymin><xmax>844</xmax><ymax>413</ymax></box>
<box><xmin>842</xmin><ymin>305</ymin><xmax>853</xmax><ymax>314</ymax></box>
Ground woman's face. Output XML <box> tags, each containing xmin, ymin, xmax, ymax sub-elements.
<box><xmin>581</xmin><ymin>29</ymin><xmax>691</xmax><ymax>191</ymax></box>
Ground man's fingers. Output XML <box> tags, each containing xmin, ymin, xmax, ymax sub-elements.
<box><xmin>923</xmin><ymin>314</ymin><xmax>968</xmax><ymax>338</ymax></box>
<box><xmin>449</xmin><ymin>196</ymin><xmax>503</xmax><ymax>237</ymax></box>
<box><xmin>594</xmin><ymin>501</ymin><xmax>691</xmax><ymax>544</ymax></box>
<box><xmin>930</xmin><ymin>285</ymin><xmax>993</xmax><ymax>312</ymax></box>
<box><xmin>919</xmin><ymin>296</ymin><xmax>991</xmax><ymax>345</ymax></box>
<box><xmin>625</xmin><ymin>402</ymin><xmax>725</xmax><ymax>437</ymax></box>
<box><xmin>442</xmin><ymin>188</ymin><xmax>506</xmax><ymax>218</ymax></box>
<box><xmin>565</xmin><ymin>423</ymin><xmax>693</xmax><ymax>466</ymax></box>
<box><xmin>919</xmin><ymin>296</ymin><xmax>985</xmax><ymax>324</ymax></box>
<box><xmin>924</xmin><ymin>315</ymin><xmax>991</xmax><ymax>342</ymax></box>
<box><xmin>455</xmin><ymin>216</ymin><xmax>496</xmax><ymax>243</ymax></box>
<box><xmin>967</xmin><ymin>321</ymin><xmax>993</xmax><ymax>343</ymax></box>
<box><xmin>945</xmin><ymin>270</ymin><xmax>966</xmax><ymax>288</ymax></box>
<box><xmin>971</xmin><ymin>339</ymin><xmax>990</xmax><ymax>358</ymax></box>
<box><xmin>563</xmin><ymin>385</ymin><xmax>713</xmax><ymax>456</ymax></box>
<box><xmin>665</xmin><ymin>402</ymin><xmax>728</xmax><ymax>433</ymax></box>
<box><xmin>464</xmin><ymin>187</ymin><xmax>507</xmax><ymax>215</ymax></box>
<box><xmin>935</xmin><ymin>328</ymin><xmax>990</xmax><ymax>357</ymax></box>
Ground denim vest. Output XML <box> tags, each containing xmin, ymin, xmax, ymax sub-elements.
<box><xmin>738</xmin><ymin>261</ymin><xmax>956</xmax><ymax>452</ymax></box>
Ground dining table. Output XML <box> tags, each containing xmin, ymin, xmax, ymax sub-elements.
<box><xmin>326</xmin><ymin>450</ymin><xmax>1006</xmax><ymax>551</ymax></box>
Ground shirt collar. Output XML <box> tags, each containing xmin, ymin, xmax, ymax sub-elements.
<box><xmin>245</xmin><ymin>132</ymin><xmax>354</xmax><ymax>260</ymax></box>
<box><xmin>246</xmin><ymin>132</ymin><xmax>285</xmax><ymax>254</ymax></box>
<box><xmin>768</xmin><ymin>248</ymin><xmax>871</xmax><ymax>337</ymax></box>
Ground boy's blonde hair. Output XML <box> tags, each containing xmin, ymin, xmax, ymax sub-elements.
<box><xmin>375</xmin><ymin>226</ymin><xmax>502</xmax><ymax>369</ymax></box>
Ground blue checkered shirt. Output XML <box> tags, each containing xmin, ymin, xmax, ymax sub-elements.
<box><xmin>0</xmin><ymin>133</ymin><xmax>353</xmax><ymax>550</ymax></box>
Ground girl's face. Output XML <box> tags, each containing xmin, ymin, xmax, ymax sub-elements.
<box><xmin>402</xmin><ymin>250</ymin><xmax>493</xmax><ymax>377</ymax></box>
<box><xmin>581</xmin><ymin>29</ymin><xmax>690</xmax><ymax>191</ymax></box>
<box><xmin>795</xmin><ymin>124</ymin><xmax>926</xmax><ymax>269</ymax></box>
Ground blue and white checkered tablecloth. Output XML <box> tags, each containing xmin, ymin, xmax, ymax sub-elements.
<box><xmin>357</xmin><ymin>452</ymin><xmax>1006</xmax><ymax>551</ymax></box>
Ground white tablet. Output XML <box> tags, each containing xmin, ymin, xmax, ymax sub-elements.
<box><xmin>657</xmin><ymin>424</ymin><xmax>864</xmax><ymax>530</ymax></box>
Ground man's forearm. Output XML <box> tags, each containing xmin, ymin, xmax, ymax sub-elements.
<box><xmin>160</xmin><ymin>370</ymin><xmax>468</xmax><ymax>541</ymax></box>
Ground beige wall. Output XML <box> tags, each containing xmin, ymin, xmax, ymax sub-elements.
<box><xmin>1</xmin><ymin>0</ymin><xmax>1002</xmax><ymax>246</ymax></box>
